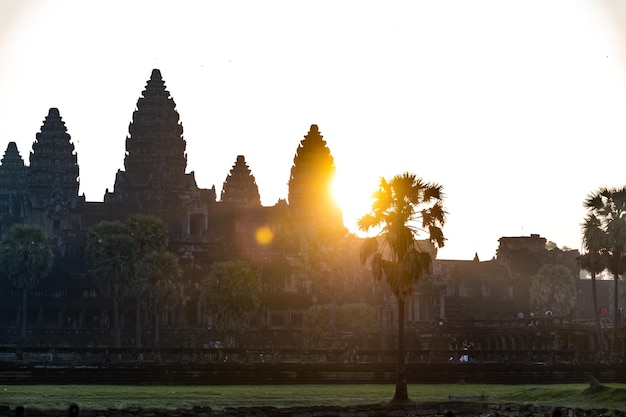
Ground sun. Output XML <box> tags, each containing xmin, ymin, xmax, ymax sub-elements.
<box><xmin>331</xmin><ymin>173</ymin><xmax>376</xmax><ymax>235</ymax></box>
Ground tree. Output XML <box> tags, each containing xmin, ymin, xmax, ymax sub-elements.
<box><xmin>304</xmin><ymin>304</ymin><xmax>334</xmax><ymax>347</ymax></box>
<box><xmin>546</xmin><ymin>241</ymin><xmax>559</xmax><ymax>251</ymax></box>
<box><xmin>579</xmin><ymin>213</ymin><xmax>609</xmax><ymax>351</ymax></box>
<box><xmin>358</xmin><ymin>172</ymin><xmax>445</xmax><ymax>403</ymax></box>
<box><xmin>336</xmin><ymin>302</ymin><xmax>377</xmax><ymax>335</ymax></box>
<box><xmin>126</xmin><ymin>214</ymin><xmax>168</xmax><ymax>253</ymax></box>
<box><xmin>529</xmin><ymin>264</ymin><xmax>577</xmax><ymax>316</ymax></box>
<box><xmin>85</xmin><ymin>221</ymin><xmax>136</xmax><ymax>348</ymax></box>
<box><xmin>0</xmin><ymin>224</ymin><xmax>53</xmax><ymax>344</ymax></box>
<box><xmin>302</xmin><ymin>234</ymin><xmax>370</xmax><ymax>337</ymax></box>
<box><xmin>201</xmin><ymin>260</ymin><xmax>262</xmax><ymax>346</ymax></box>
<box><xmin>125</xmin><ymin>214</ymin><xmax>169</xmax><ymax>348</ymax></box>
<box><xmin>583</xmin><ymin>187</ymin><xmax>626</xmax><ymax>350</ymax></box>
<box><xmin>136</xmin><ymin>250</ymin><xmax>182</xmax><ymax>347</ymax></box>
<box><xmin>85</xmin><ymin>215</ymin><xmax>178</xmax><ymax>349</ymax></box>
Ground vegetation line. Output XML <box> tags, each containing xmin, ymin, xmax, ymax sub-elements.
<box><xmin>1</xmin><ymin>384</ymin><xmax>626</xmax><ymax>411</ymax></box>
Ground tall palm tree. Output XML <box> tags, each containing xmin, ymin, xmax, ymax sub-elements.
<box><xmin>136</xmin><ymin>250</ymin><xmax>182</xmax><ymax>348</ymax></box>
<box><xmin>583</xmin><ymin>187</ymin><xmax>626</xmax><ymax>350</ymax></box>
<box><xmin>579</xmin><ymin>214</ymin><xmax>608</xmax><ymax>351</ymax></box>
<box><xmin>85</xmin><ymin>221</ymin><xmax>136</xmax><ymax>348</ymax></box>
<box><xmin>125</xmin><ymin>214</ymin><xmax>169</xmax><ymax>348</ymax></box>
<box><xmin>358</xmin><ymin>173</ymin><xmax>445</xmax><ymax>403</ymax></box>
<box><xmin>0</xmin><ymin>224</ymin><xmax>53</xmax><ymax>344</ymax></box>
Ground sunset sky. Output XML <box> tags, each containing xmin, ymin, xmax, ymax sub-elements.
<box><xmin>1</xmin><ymin>1</ymin><xmax>626</xmax><ymax>261</ymax></box>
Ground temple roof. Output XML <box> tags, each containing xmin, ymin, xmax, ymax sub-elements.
<box><xmin>288</xmin><ymin>124</ymin><xmax>336</xmax><ymax>209</ymax></box>
<box><xmin>108</xmin><ymin>69</ymin><xmax>196</xmax><ymax>203</ymax></box>
<box><xmin>221</xmin><ymin>155</ymin><xmax>261</xmax><ymax>207</ymax></box>
<box><xmin>288</xmin><ymin>124</ymin><xmax>344</xmax><ymax>237</ymax></box>
<box><xmin>28</xmin><ymin>108</ymin><xmax>79</xmax><ymax>208</ymax></box>
<box><xmin>0</xmin><ymin>142</ymin><xmax>27</xmax><ymax>189</ymax></box>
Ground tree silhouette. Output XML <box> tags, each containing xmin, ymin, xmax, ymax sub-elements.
<box><xmin>125</xmin><ymin>214</ymin><xmax>169</xmax><ymax>348</ymax></box>
<box><xmin>583</xmin><ymin>186</ymin><xmax>626</xmax><ymax>350</ymax></box>
<box><xmin>85</xmin><ymin>221</ymin><xmax>136</xmax><ymax>348</ymax></box>
<box><xmin>136</xmin><ymin>250</ymin><xmax>182</xmax><ymax>347</ymax></box>
<box><xmin>358</xmin><ymin>172</ymin><xmax>445</xmax><ymax>403</ymax></box>
<box><xmin>0</xmin><ymin>224</ymin><xmax>53</xmax><ymax>344</ymax></box>
<box><xmin>529</xmin><ymin>264</ymin><xmax>576</xmax><ymax>316</ymax></box>
<box><xmin>201</xmin><ymin>260</ymin><xmax>261</xmax><ymax>346</ymax></box>
<box><xmin>579</xmin><ymin>213</ymin><xmax>609</xmax><ymax>351</ymax></box>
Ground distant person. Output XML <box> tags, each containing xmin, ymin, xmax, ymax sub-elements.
<box><xmin>68</xmin><ymin>403</ymin><xmax>80</xmax><ymax>417</ymax></box>
<box><xmin>449</xmin><ymin>337</ymin><xmax>457</xmax><ymax>361</ymax></box>
<box><xmin>468</xmin><ymin>341</ymin><xmax>476</xmax><ymax>363</ymax></box>
<box><xmin>459</xmin><ymin>339</ymin><xmax>469</xmax><ymax>362</ymax></box>
<box><xmin>552</xmin><ymin>407</ymin><xmax>562</xmax><ymax>417</ymax></box>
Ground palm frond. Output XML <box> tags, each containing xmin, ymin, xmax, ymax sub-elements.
<box><xmin>357</xmin><ymin>214</ymin><xmax>380</xmax><ymax>232</ymax></box>
<box><xmin>359</xmin><ymin>237</ymin><xmax>379</xmax><ymax>264</ymax></box>
<box><xmin>428</xmin><ymin>225</ymin><xmax>446</xmax><ymax>248</ymax></box>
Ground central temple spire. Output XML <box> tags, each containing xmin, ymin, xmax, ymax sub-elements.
<box><xmin>288</xmin><ymin>124</ymin><xmax>344</xmax><ymax>239</ymax></box>
<box><xmin>107</xmin><ymin>69</ymin><xmax>193</xmax><ymax>203</ymax></box>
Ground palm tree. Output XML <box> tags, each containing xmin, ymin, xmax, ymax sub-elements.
<box><xmin>136</xmin><ymin>250</ymin><xmax>182</xmax><ymax>347</ymax></box>
<box><xmin>583</xmin><ymin>186</ymin><xmax>626</xmax><ymax>350</ymax></box>
<box><xmin>579</xmin><ymin>214</ymin><xmax>608</xmax><ymax>351</ymax></box>
<box><xmin>125</xmin><ymin>214</ymin><xmax>169</xmax><ymax>348</ymax></box>
<box><xmin>85</xmin><ymin>221</ymin><xmax>137</xmax><ymax>348</ymax></box>
<box><xmin>201</xmin><ymin>260</ymin><xmax>262</xmax><ymax>346</ymax></box>
<box><xmin>358</xmin><ymin>173</ymin><xmax>445</xmax><ymax>403</ymax></box>
<box><xmin>0</xmin><ymin>224</ymin><xmax>53</xmax><ymax>344</ymax></box>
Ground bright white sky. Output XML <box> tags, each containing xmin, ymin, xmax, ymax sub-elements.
<box><xmin>1</xmin><ymin>0</ymin><xmax>626</xmax><ymax>261</ymax></box>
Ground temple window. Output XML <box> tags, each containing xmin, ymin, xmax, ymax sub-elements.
<box><xmin>189</xmin><ymin>213</ymin><xmax>204</xmax><ymax>236</ymax></box>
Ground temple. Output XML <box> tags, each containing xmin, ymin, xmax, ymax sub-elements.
<box><xmin>221</xmin><ymin>156</ymin><xmax>261</xmax><ymax>208</ymax></box>
<box><xmin>0</xmin><ymin>69</ymin><xmax>597</xmax><ymax>351</ymax></box>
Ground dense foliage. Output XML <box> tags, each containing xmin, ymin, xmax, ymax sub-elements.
<box><xmin>201</xmin><ymin>260</ymin><xmax>261</xmax><ymax>346</ymax></box>
<box><xmin>0</xmin><ymin>224</ymin><xmax>53</xmax><ymax>342</ymax></box>
<box><xmin>529</xmin><ymin>264</ymin><xmax>577</xmax><ymax>316</ymax></box>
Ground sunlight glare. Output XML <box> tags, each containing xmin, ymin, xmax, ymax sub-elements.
<box><xmin>255</xmin><ymin>226</ymin><xmax>273</xmax><ymax>245</ymax></box>
<box><xmin>332</xmin><ymin>174</ymin><xmax>375</xmax><ymax>236</ymax></box>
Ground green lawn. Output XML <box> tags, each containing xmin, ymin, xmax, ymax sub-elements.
<box><xmin>1</xmin><ymin>384</ymin><xmax>626</xmax><ymax>411</ymax></box>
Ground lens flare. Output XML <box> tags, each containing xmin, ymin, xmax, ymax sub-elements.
<box><xmin>255</xmin><ymin>226</ymin><xmax>273</xmax><ymax>245</ymax></box>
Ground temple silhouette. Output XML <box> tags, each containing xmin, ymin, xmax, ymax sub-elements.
<box><xmin>0</xmin><ymin>69</ymin><xmax>606</xmax><ymax>351</ymax></box>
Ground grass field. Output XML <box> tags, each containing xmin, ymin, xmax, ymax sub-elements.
<box><xmin>1</xmin><ymin>384</ymin><xmax>626</xmax><ymax>411</ymax></box>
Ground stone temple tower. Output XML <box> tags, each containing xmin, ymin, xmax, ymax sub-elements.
<box><xmin>107</xmin><ymin>69</ymin><xmax>191</xmax><ymax>201</ymax></box>
<box><xmin>104</xmin><ymin>69</ymin><xmax>215</xmax><ymax>239</ymax></box>
<box><xmin>288</xmin><ymin>124</ymin><xmax>344</xmax><ymax>240</ymax></box>
<box><xmin>221</xmin><ymin>155</ymin><xmax>261</xmax><ymax>208</ymax></box>
<box><xmin>26</xmin><ymin>108</ymin><xmax>82</xmax><ymax>236</ymax></box>
<box><xmin>0</xmin><ymin>142</ymin><xmax>28</xmax><ymax>232</ymax></box>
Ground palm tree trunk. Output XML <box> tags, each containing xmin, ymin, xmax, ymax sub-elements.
<box><xmin>591</xmin><ymin>273</ymin><xmax>607</xmax><ymax>351</ymax></box>
<box><xmin>391</xmin><ymin>296</ymin><xmax>409</xmax><ymax>403</ymax></box>
<box><xmin>331</xmin><ymin>298</ymin><xmax>337</xmax><ymax>335</ymax></box>
<box><xmin>613</xmin><ymin>274</ymin><xmax>619</xmax><ymax>350</ymax></box>
<box><xmin>113</xmin><ymin>298</ymin><xmax>121</xmax><ymax>349</ymax></box>
<box><xmin>154</xmin><ymin>306</ymin><xmax>160</xmax><ymax>348</ymax></box>
<box><xmin>21</xmin><ymin>288</ymin><xmax>28</xmax><ymax>345</ymax></box>
<box><xmin>136</xmin><ymin>298</ymin><xmax>142</xmax><ymax>348</ymax></box>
